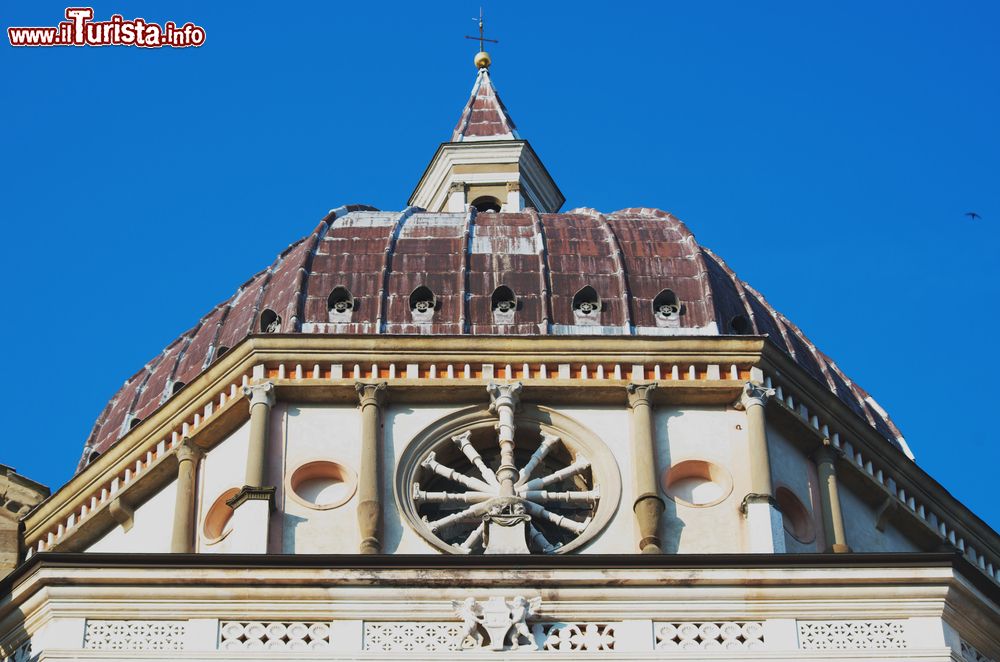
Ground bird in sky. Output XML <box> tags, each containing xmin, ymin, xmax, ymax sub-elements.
<box><xmin>965</xmin><ymin>211</ymin><xmax>982</xmax><ymax>220</ymax></box>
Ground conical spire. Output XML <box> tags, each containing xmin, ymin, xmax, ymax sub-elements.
<box><xmin>451</xmin><ymin>68</ymin><xmax>519</xmax><ymax>142</ymax></box>
<box><xmin>410</xmin><ymin>67</ymin><xmax>563</xmax><ymax>214</ymax></box>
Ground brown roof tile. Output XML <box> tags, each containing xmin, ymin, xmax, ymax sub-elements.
<box><xmin>80</xmin><ymin>207</ymin><xmax>909</xmax><ymax>467</ymax></box>
<box><xmin>451</xmin><ymin>69</ymin><xmax>518</xmax><ymax>142</ymax></box>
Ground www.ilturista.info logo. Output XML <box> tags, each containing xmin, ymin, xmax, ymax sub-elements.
<box><xmin>8</xmin><ymin>8</ymin><xmax>206</xmax><ymax>48</ymax></box>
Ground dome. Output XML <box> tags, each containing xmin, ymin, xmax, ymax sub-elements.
<box><xmin>80</xmin><ymin>205</ymin><xmax>906</xmax><ymax>467</ymax></box>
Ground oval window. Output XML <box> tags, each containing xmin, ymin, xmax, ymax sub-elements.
<box><xmin>776</xmin><ymin>486</ymin><xmax>815</xmax><ymax>543</ymax></box>
<box><xmin>662</xmin><ymin>460</ymin><xmax>733</xmax><ymax>507</ymax></box>
<box><xmin>288</xmin><ymin>461</ymin><xmax>357</xmax><ymax>510</ymax></box>
<box><xmin>203</xmin><ymin>487</ymin><xmax>240</xmax><ymax>544</ymax></box>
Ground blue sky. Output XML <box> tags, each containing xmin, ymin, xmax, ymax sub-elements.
<box><xmin>2</xmin><ymin>1</ymin><xmax>998</xmax><ymax>532</ymax></box>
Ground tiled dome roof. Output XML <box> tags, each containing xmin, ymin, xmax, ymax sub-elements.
<box><xmin>80</xmin><ymin>205</ymin><xmax>907</xmax><ymax>466</ymax></box>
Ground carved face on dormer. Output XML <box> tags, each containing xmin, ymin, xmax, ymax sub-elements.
<box><xmin>652</xmin><ymin>289</ymin><xmax>681</xmax><ymax>328</ymax></box>
<box><xmin>260</xmin><ymin>309</ymin><xmax>281</xmax><ymax>333</ymax></box>
<box><xmin>572</xmin><ymin>286</ymin><xmax>601</xmax><ymax>326</ymax></box>
<box><xmin>409</xmin><ymin>286</ymin><xmax>437</xmax><ymax>323</ymax></box>
<box><xmin>491</xmin><ymin>285</ymin><xmax>517</xmax><ymax>324</ymax></box>
<box><xmin>328</xmin><ymin>286</ymin><xmax>356</xmax><ymax>323</ymax></box>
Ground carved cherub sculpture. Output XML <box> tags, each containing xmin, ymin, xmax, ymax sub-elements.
<box><xmin>451</xmin><ymin>597</ymin><xmax>484</xmax><ymax>649</ymax></box>
<box><xmin>507</xmin><ymin>596</ymin><xmax>541</xmax><ymax>650</ymax></box>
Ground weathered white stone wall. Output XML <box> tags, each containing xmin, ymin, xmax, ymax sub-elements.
<box><xmin>87</xmin><ymin>480</ymin><xmax>177</xmax><ymax>553</ymax></box>
<box><xmin>196</xmin><ymin>419</ymin><xmax>251</xmax><ymax>554</ymax></box>
<box><xmin>839</xmin><ymin>481</ymin><xmax>920</xmax><ymax>553</ymax></box>
<box><xmin>79</xmin><ymin>402</ymin><xmax>925</xmax><ymax>557</ymax></box>
<box><xmin>383</xmin><ymin>404</ymin><xmax>466</xmax><ymax>554</ymax></box>
<box><xmin>654</xmin><ymin>407</ymin><xmax>752</xmax><ymax>553</ymax></box>
<box><xmin>766</xmin><ymin>424</ymin><xmax>823</xmax><ymax>553</ymax></box>
<box><xmin>548</xmin><ymin>405</ymin><xmax>633</xmax><ymax>554</ymax></box>
<box><xmin>277</xmin><ymin>404</ymin><xmax>362</xmax><ymax>554</ymax></box>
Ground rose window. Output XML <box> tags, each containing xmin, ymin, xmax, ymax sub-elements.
<box><xmin>398</xmin><ymin>389</ymin><xmax>620</xmax><ymax>555</ymax></box>
<box><xmin>411</xmin><ymin>427</ymin><xmax>598</xmax><ymax>553</ymax></box>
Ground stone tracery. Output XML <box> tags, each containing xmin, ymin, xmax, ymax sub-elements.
<box><xmin>404</xmin><ymin>384</ymin><xmax>611</xmax><ymax>554</ymax></box>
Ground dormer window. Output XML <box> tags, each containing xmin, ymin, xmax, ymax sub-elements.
<box><xmin>471</xmin><ymin>196</ymin><xmax>502</xmax><ymax>213</ymax></box>
<box><xmin>171</xmin><ymin>381</ymin><xmax>186</xmax><ymax>395</ymax></box>
<box><xmin>730</xmin><ymin>314</ymin><xmax>752</xmax><ymax>335</ymax></box>
<box><xmin>260</xmin><ymin>309</ymin><xmax>281</xmax><ymax>333</ymax></box>
<box><xmin>409</xmin><ymin>286</ymin><xmax>436</xmax><ymax>323</ymax></box>
<box><xmin>213</xmin><ymin>346</ymin><xmax>230</xmax><ymax>363</ymax></box>
<box><xmin>572</xmin><ymin>286</ymin><xmax>601</xmax><ymax>326</ymax></box>
<box><xmin>328</xmin><ymin>286</ymin><xmax>356</xmax><ymax>323</ymax></box>
<box><xmin>491</xmin><ymin>285</ymin><xmax>517</xmax><ymax>324</ymax></box>
<box><xmin>652</xmin><ymin>289</ymin><xmax>681</xmax><ymax>328</ymax></box>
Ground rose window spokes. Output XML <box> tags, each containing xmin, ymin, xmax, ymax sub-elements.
<box><xmin>411</xmin><ymin>428</ymin><xmax>600</xmax><ymax>554</ymax></box>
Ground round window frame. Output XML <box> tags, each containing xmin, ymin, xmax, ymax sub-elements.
<box><xmin>660</xmin><ymin>459</ymin><xmax>734</xmax><ymax>508</ymax></box>
<box><xmin>395</xmin><ymin>404</ymin><xmax>622</xmax><ymax>555</ymax></box>
<box><xmin>775</xmin><ymin>485</ymin><xmax>816</xmax><ymax>544</ymax></box>
<box><xmin>286</xmin><ymin>459</ymin><xmax>358</xmax><ymax>511</ymax></box>
<box><xmin>202</xmin><ymin>487</ymin><xmax>240</xmax><ymax>545</ymax></box>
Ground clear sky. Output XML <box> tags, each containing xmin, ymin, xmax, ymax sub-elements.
<box><xmin>2</xmin><ymin>2</ymin><xmax>998</xmax><ymax>532</ymax></box>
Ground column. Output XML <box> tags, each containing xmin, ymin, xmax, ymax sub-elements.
<box><xmin>447</xmin><ymin>181</ymin><xmax>467</xmax><ymax>212</ymax></box>
<box><xmin>813</xmin><ymin>441</ymin><xmax>850</xmax><ymax>553</ymax></box>
<box><xmin>243</xmin><ymin>382</ymin><xmax>276</xmax><ymax>489</ymax></box>
<box><xmin>225</xmin><ymin>381</ymin><xmax>276</xmax><ymax>554</ymax></box>
<box><xmin>170</xmin><ymin>439</ymin><xmax>202</xmax><ymax>553</ymax></box>
<box><xmin>737</xmin><ymin>382</ymin><xmax>785</xmax><ymax>553</ymax></box>
<box><xmin>626</xmin><ymin>382</ymin><xmax>664</xmax><ymax>554</ymax></box>
<box><xmin>505</xmin><ymin>181</ymin><xmax>523</xmax><ymax>212</ymax></box>
<box><xmin>487</xmin><ymin>381</ymin><xmax>523</xmax><ymax>497</ymax></box>
<box><xmin>356</xmin><ymin>381</ymin><xmax>387</xmax><ymax>554</ymax></box>
<box><xmin>485</xmin><ymin>381</ymin><xmax>530</xmax><ymax>554</ymax></box>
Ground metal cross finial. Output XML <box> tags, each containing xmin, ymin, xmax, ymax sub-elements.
<box><xmin>465</xmin><ymin>7</ymin><xmax>499</xmax><ymax>52</ymax></box>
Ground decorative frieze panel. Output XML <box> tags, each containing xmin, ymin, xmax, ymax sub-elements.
<box><xmin>536</xmin><ymin>623</ymin><xmax>615</xmax><ymax>651</ymax></box>
<box><xmin>655</xmin><ymin>622</ymin><xmax>764</xmax><ymax>651</ymax></box>
<box><xmin>219</xmin><ymin>621</ymin><xmax>331</xmax><ymax>650</ymax></box>
<box><xmin>363</xmin><ymin>622</ymin><xmax>619</xmax><ymax>653</ymax></box>
<box><xmin>364</xmin><ymin>623</ymin><xmax>461</xmax><ymax>652</ymax></box>
<box><xmin>83</xmin><ymin>621</ymin><xmax>186</xmax><ymax>651</ymax></box>
<box><xmin>797</xmin><ymin>621</ymin><xmax>907</xmax><ymax>650</ymax></box>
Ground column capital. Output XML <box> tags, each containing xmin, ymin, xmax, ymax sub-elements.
<box><xmin>175</xmin><ymin>439</ymin><xmax>203</xmax><ymax>464</ymax></box>
<box><xmin>243</xmin><ymin>381</ymin><xmax>275</xmax><ymax>409</ymax></box>
<box><xmin>626</xmin><ymin>382</ymin><xmax>657</xmax><ymax>408</ymax></box>
<box><xmin>487</xmin><ymin>381</ymin><xmax>523</xmax><ymax>413</ymax></box>
<box><xmin>735</xmin><ymin>382</ymin><xmax>774</xmax><ymax>410</ymax></box>
<box><xmin>811</xmin><ymin>440</ymin><xmax>843</xmax><ymax>465</ymax></box>
<box><xmin>355</xmin><ymin>381</ymin><xmax>387</xmax><ymax>408</ymax></box>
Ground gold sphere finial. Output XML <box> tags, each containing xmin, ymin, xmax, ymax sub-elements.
<box><xmin>465</xmin><ymin>9</ymin><xmax>496</xmax><ymax>69</ymax></box>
